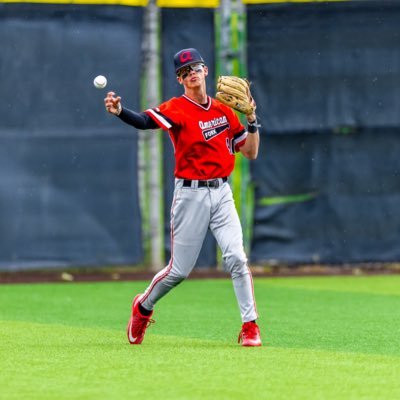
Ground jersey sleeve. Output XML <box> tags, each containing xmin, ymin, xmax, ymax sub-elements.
<box><xmin>145</xmin><ymin>98</ymin><xmax>181</xmax><ymax>131</ymax></box>
<box><xmin>224</xmin><ymin>105</ymin><xmax>248</xmax><ymax>153</ymax></box>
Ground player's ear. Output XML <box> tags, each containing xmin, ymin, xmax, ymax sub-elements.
<box><xmin>203</xmin><ymin>66</ymin><xmax>209</xmax><ymax>77</ymax></box>
<box><xmin>176</xmin><ymin>75</ymin><xmax>183</xmax><ymax>85</ymax></box>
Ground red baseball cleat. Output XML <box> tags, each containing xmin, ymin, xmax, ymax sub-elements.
<box><xmin>127</xmin><ymin>294</ymin><xmax>155</xmax><ymax>345</ymax></box>
<box><xmin>238</xmin><ymin>321</ymin><xmax>262</xmax><ymax>347</ymax></box>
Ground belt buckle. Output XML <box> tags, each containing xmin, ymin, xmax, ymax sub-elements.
<box><xmin>208</xmin><ymin>179</ymin><xmax>219</xmax><ymax>188</ymax></box>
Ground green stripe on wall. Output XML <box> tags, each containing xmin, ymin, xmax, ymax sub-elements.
<box><xmin>259</xmin><ymin>192</ymin><xmax>317</xmax><ymax>206</ymax></box>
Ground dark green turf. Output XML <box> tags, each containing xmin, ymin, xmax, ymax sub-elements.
<box><xmin>1</xmin><ymin>276</ymin><xmax>399</xmax><ymax>399</ymax></box>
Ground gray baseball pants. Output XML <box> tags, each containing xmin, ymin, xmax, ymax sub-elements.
<box><xmin>140</xmin><ymin>178</ymin><xmax>258</xmax><ymax>322</ymax></box>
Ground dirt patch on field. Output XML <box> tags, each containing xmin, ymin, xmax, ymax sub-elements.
<box><xmin>1</xmin><ymin>263</ymin><xmax>399</xmax><ymax>284</ymax></box>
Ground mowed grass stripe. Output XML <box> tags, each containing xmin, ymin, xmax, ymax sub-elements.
<box><xmin>261</xmin><ymin>275</ymin><xmax>400</xmax><ymax>296</ymax></box>
<box><xmin>1</xmin><ymin>276</ymin><xmax>400</xmax><ymax>399</ymax></box>
<box><xmin>1</xmin><ymin>277</ymin><xmax>400</xmax><ymax>356</ymax></box>
<box><xmin>1</xmin><ymin>320</ymin><xmax>399</xmax><ymax>400</ymax></box>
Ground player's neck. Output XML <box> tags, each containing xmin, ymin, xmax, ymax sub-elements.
<box><xmin>184</xmin><ymin>87</ymin><xmax>208</xmax><ymax>105</ymax></box>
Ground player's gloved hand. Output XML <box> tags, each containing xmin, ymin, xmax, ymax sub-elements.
<box><xmin>216</xmin><ymin>76</ymin><xmax>256</xmax><ymax>117</ymax></box>
<box><xmin>104</xmin><ymin>92</ymin><xmax>122</xmax><ymax>116</ymax></box>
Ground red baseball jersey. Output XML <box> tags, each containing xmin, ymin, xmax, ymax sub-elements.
<box><xmin>145</xmin><ymin>95</ymin><xmax>247</xmax><ymax>180</ymax></box>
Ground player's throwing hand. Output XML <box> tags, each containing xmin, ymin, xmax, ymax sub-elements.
<box><xmin>104</xmin><ymin>91</ymin><xmax>122</xmax><ymax>115</ymax></box>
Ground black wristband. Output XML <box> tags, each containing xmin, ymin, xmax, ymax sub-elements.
<box><xmin>247</xmin><ymin>123</ymin><xmax>258</xmax><ymax>133</ymax></box>
<box><xmin>247</xmin><ymin>118</ymin><xmax>260</xmax><ymax>134</ymax></box>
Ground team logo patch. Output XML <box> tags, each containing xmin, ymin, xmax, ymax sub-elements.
<box><xmin>199</xmin><ymin>117</ymin><xmax>230</xmax><ymax>141</ymax></box>
<box><xmin>180</xmin><ymin>51</ymin><xmax>193</xmax><ymax>63</ymax></box>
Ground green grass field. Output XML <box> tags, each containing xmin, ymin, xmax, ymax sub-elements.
<box><xmin>1</xmin><ymin>275</ymin><xmax>400</xmax><ymax>399</ymax></box>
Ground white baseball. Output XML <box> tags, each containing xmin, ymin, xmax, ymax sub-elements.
<box><xmin>93</xmin><ymin>75</ymin><xmax>107</xmax><ymax>89</ymax></box>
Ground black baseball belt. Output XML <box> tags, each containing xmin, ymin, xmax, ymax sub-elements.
<box><xmin>182</xmin><ymin>177</ymin><xmax>228</xmax><ymax>188</ymax></box>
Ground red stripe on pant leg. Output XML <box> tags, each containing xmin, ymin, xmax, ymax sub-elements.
<box><xmin>246</xmin><ymin>265</ymin><xmax>258</xmax><ymax>319</ymax></box>
<box><xmin>139</xmin><ymin>265</ymin><xmax>172</xmax><ymax>304</ymax></box>
<box><xmin>140</xmin><ymin>193</ymin><xmax>178</xmax><ymax>305</ymax></box>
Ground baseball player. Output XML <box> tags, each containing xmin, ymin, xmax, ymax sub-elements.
<box><xmin>104</xmin><ymin>48</ymin><xmax>261</xmax><ymax>346</ymax></box>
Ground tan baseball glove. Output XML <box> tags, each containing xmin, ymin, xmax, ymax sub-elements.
<box><xmin>216</xmin><ymin>76</ymin><xmax>256</xmax><ymax>116</ymax></box>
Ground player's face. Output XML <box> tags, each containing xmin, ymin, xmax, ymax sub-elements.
<box><xmin>177</xmin><ymin>63</ymin><xmax>208</xmax><ymax>87</ymax></box>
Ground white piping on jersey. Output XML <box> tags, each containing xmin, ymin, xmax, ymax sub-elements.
<box><xmin>147</xmin><ymin>108</ymin><xmax>172</xmax><ymax>129</ymax></box>
<box><xmin>182</xmin><ymin>95</ymin><xmax>211</xmax><ymax>111</ymax></box>
<box><xmin>233</xmin><ymin>130</ymin><xmax>248</xmax><ymax>149</ymax></box>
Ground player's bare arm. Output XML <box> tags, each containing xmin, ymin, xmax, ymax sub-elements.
<box><xmin>240</xmin><ymin>125</ymin><xmax>259</xmax><ymax>160</ymax></box>
<box><xmin>240</xmin><ymin>103</ymin><xmax>260</xmax><ymax>160</ymax></box>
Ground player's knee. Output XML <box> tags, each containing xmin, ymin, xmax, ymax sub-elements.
<box><xmin>169</xmin><ymin>269</ymin><xmax>190</xmax><ymax>282</ymax></box>
<box><xmin>224</xmin><ymin>250</ymin><xmax>248</xmax><ymax>278</ymax></box>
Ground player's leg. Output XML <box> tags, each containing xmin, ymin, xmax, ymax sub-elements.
<box><xmin>210</xmin><ymin>183</ymin><xmax>258</xmax><ymax>322</ymax></box>
<box><xmin>127</xmin><ymin>183</ymin><xmax>211</xmax><ymax>344</ymax></box>
<box><xmin>209</xmin><ymin>183</ymin><xmax>261</xmax><ymax>346</ymax></box>
<box><xmin>139</xmin><ymin>185</ymin><xmax>210</xmax><ymax>310</ymax></box>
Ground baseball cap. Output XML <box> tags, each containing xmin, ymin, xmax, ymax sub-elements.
<box><xmin>174</xmin><ymin>48</ymin><xmax>204</xmax><ymax>73</ymax></box>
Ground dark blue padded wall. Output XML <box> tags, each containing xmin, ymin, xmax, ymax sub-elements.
<box><xmin>0</xmin><ymin>4</ymin><xmax>144</xmax><ymax>270</ymax></box>
<box><xmin>248</xmin><ymin>1</ymin><xmax>400</xmax><ymax>264</ymax></box>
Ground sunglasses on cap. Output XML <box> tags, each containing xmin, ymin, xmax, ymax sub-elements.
<box><xmin>177</xmin><ymin>63</ymin><xmax>205</xmax><ymax>80</ymax></box>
